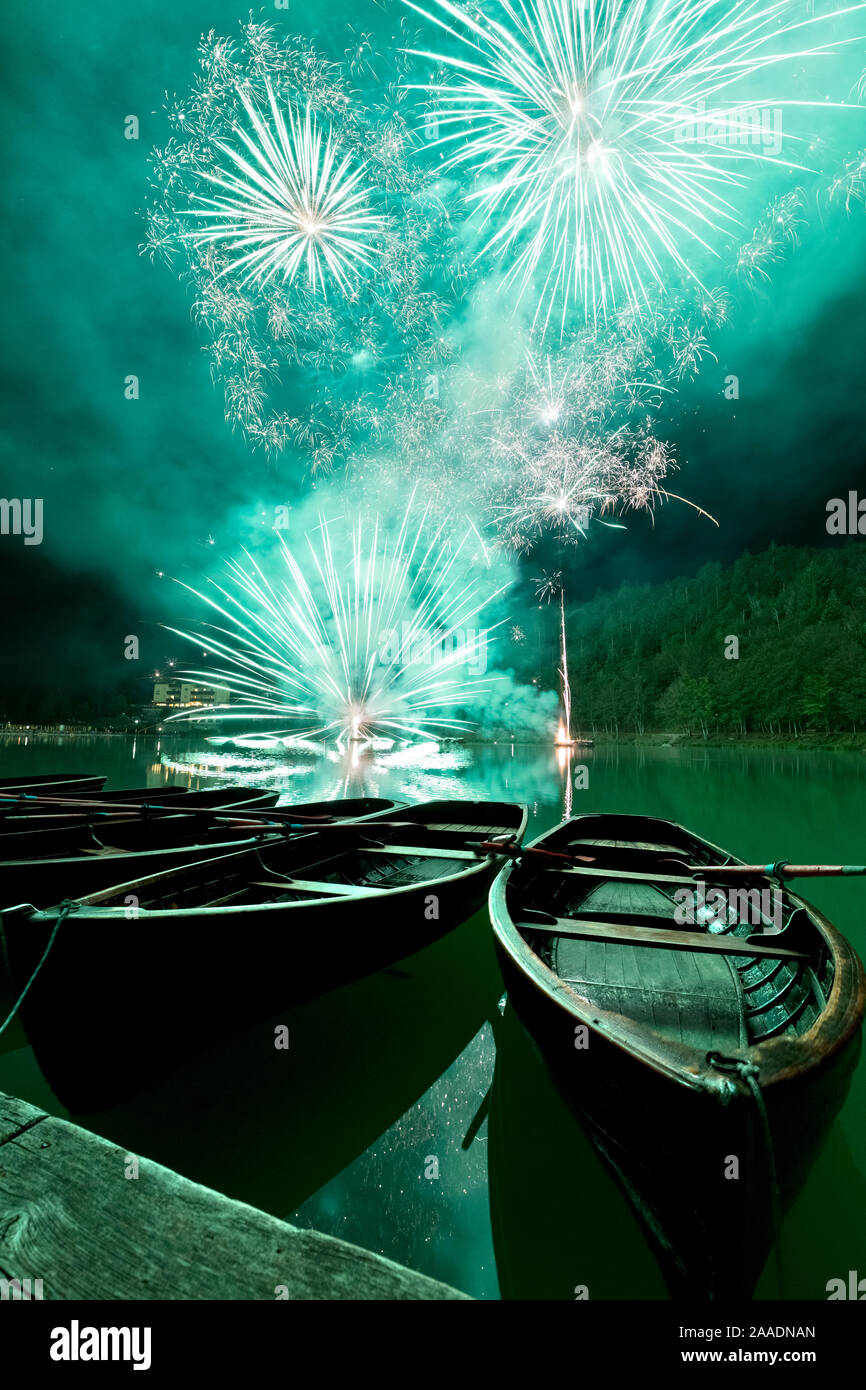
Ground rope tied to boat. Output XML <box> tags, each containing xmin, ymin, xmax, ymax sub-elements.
<box><xmin>0</xmin><ymin>899</ymin><xmax>80</xmax><ymax>1041</ymax></box>
<box><xmin>707</xmin><ymin>1051</ymin><xmax>784</xmax><ymax>1300</ymax></box>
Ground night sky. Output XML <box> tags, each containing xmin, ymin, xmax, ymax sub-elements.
<box><xmin>2</xmin><ymin>0</ymin><xmax>865</xmax><ymax>702</ymax></box>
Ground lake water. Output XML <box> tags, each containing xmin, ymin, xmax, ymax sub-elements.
<box><xmin>1</xmin><ymin>731</ymin><xmax>865</xmax><ymax>1300</ymax></box>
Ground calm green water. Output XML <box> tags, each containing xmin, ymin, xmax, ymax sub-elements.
<box><xmin>1</xmin><ymin>732</ymin><xmax>865</xmax><ymax>1300</ymax></box>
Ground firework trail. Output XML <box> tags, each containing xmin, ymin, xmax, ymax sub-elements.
<box><xmin>164</xmin><ymin>501</ymin><xmax>508</xmax><ymax>747</ymax></box>
<box><xmin>408</xmin><ymin>0</ymin><xmax>865</xmax><ymax>328</ymax></box>
<box><xmin>557</xmin><ymin>587</ymin><xmax>573</xmax><ymax>745</ymax></box>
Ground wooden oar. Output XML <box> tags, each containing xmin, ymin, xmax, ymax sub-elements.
<box><xmin>0</xmin><ymin>792</ymin><xmax>177</xmax><ymax>809</ymax></box>
<box><xmin>517</xmin><ymin>915</ymin><xmax>811</xmax><ymax>961</ymax></box>
<box><xmin>0</xmin><ymin>793</ymin><xmax>337</xmax><ymax>825</ymax></box>
<box><xmin>202</xmin><ymin>819</ymin><xmax>522</xmax><ymax>843</ymax></box>
<box><xmin>477</xmin><ymin>839</ymin><xmax>595</xmax><ymax>865</ymax></box>
<box><xmin>0</xmin><ymin>811</ymin><xmax>141</xmax><ymax>827</ymax></box>
<box><xmin>0</xmin><ymin>795</ymin><xmax>192</xmax><ymax>819</ymax></box>
<box><xmin>662</xmin><ymin>858</ymin><xmax>866</xmax><ymax>880</ymax></box>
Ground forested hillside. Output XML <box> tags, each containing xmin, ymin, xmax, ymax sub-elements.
<box><xmin>561</xmin><ymin>543</ymin><xmax>866</xmax><ymax>737</ymax></box>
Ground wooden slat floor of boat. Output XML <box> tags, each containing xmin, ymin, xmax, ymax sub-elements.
<box><xmin>520</xmin><ymin>862</ymin><xmax>828</xmax><ymax>1044</ymax></box>
<box><xmin>222</xmin><ymin>843</ymin><xmax>486</xmax><ymax>906</ymax></box>
<box><xmin>567</xmin><ymin>838</ymin><xmax>686</xmax><ymax>853</ymax></box>
<box><xmin>578</xmin><ymin>880</ymin><xmax>674</xmax><ymax>916</ymax></box>
<box><xmin>202</xmin><ymin>852</ymin><xmax>472</xmax><ymax>907</ymax></box>
<box><xmin>550</xmin><ymin>933</ymin><xmax>748</xmax><ymax>1051</ymax></box>
<box><xmin>536</xmin><ymin>874</ymin><xmax>675</xmax><ymax>923</ymax></box>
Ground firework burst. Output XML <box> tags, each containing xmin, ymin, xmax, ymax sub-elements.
<box><xmin>408</xmin><ymin>0</ymin><xmax>863</xmax><ymax>328</ymax></box>
<box><xmin>145</xmin><ymin>20</ymin><xmax>460</xmax><ymax>459</ymax></box>
<box><xmin>828</xmin><ymin>146</ymin><xmax>866</xmax><ymax>209</ymax></box>
<box><xmin>182</xmin><ymin>85</ymin><xmax>382</xmax><ymax>294</ymax></box>
<box><xmin>533</xmin><ymin>569</ymin><xmax>563</xmax><ymax>602</ymax></box>
<box><xmin>493</xmin><ymin>430</ymin><xmax>620</xmax><ymax>548</ymax></box>
<box><xmin>164</xmin><ymin>503</ymin><xmax>508</xmax><ymax>747</ymax></box>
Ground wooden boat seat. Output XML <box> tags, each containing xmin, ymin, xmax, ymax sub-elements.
<box><xmin>549</xmin><ymin>932</ymin><xmax>749</xmax><ymax>1052</ymax></box>
<box><xmin>568</xmin><ymin>838</ymin><xmax>685</xmax><ymax>853</ymax></box>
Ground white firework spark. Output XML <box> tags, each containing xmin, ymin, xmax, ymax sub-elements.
<box><xmin>828</xmin><ymin>146</ymin><xmax>866</xmax><ymax>209</ymax></box>
<box><xmin>665</xmin><ymin>322</ymin><xmax>718</xmax><ymax>379</ymax></box>
<box><xmin>164</xmin><ymin>503</ymin><xmax>507</xmax><ymax>746</ymax></box>
<box><xmin>494</xmin><ymin>432</ymin><xmax>617</xmax><ymax>547</ymax></box>
<box><xmin>408</xmin><ymin>0</ymin><xmax>864</xmax><ymax>328</ymax></box>
<box><xmin>736</xmin><ymin>187</ymin><xmax>806</xmax><ymax>283</ymax></box>
<box><xmin>146</xmin><ymin>21</ymin><xmax>462</xmax><ymax>456</ymax></box>
<box><xmin>533</xmin><ymin>568</ymin><xmax>563</xmax><ymax>601</ymax></box>
<box><xmin>183</xmin><ymin>83</ymin><xmax>383</xmax><ymax>294</ymax></box>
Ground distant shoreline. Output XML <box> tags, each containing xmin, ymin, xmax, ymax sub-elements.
<box><xmin>1</xmin><ymin>726</ymin><xmax>864</xmax><ymax>753</ymax></box>
<box><xmin>570</xmin><ymin>731</ymin><xmax>866</xmax><ymax>753</ymax></box>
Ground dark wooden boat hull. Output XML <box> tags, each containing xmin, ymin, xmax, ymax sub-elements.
<box><xmin>489</xmin><ymin>813</ymin><xmax>866</xmax><ymax>1299</ymax></box>
<box><xmin>0</xmin><ymin>799</ymin><xmax>407</xmax><ymax>906</ymax></box>
<box><xmin>487</xmin><ymin>1000</ymin><xmax>669</xmax><ymax>1300</ymax></box>
<box><xmin>2</xmin><ymin>799</ymin><xmax>526</xmax><ymax>1110</ymax></box>
<box><xmin>0</xmin><ymin>773</ymin><xmax>106</xmax><ymax>796</ymax></box>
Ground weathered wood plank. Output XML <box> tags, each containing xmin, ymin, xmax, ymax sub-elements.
<box><xmin>0</xmin><ymin>1091</ymin><xmax>469</xmax><ymax>1300</ymax></box>
<box><xmin>517</xmin><ymin>916</ymin><xmax>810</xmax><ymax>961</ymax></box>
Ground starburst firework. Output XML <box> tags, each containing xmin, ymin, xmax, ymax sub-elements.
<box><xmin>493</xmin><ymin>430</ymin><xmax>620</xmax><ymax>547</ymax></box>
<box><xmin>408</xmin><ymin>0</ymin><xmax>863</xmax><ymax>327</ymax></box>
<box><xmin>533</xmin><ymin>569</ymin><xmax>563</xmax><ymax>601</ymax></box>
<box><xmin>145</xmin><ymin>20</ymin><xmax>461</xmax><ymax>457</ymax></box>
<box><xmin>164</xmin><ymin>505</ymin><xmax>507</xmax><ymax>746</ymax></box>
<box><xmin>183</xmin><ymin>85</ymin><xmax>382</xmax><ymax>294</ymax></box>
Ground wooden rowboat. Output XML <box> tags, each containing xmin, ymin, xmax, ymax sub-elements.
<box><xmin>1</xmin><ymin>799</ymin><xmax>526</xmax><ymax>1109</ymax></box>
<box><xmin>0</xmin><ymin>773</ymin><xmax>106</xmax><ymax>796</ymax></box>
<box><xmin>0</xmin><ymin>787</ymin><xmax>282</xmax><ymax>858</ymax></box>
<box><xmin>0</xmin><ymin>785</ymin><xmax>191</xmax><ymax>814</ymax></box>
<box><xmin>488</xmin><ymin>812</ymin><xmax>866</xmax><ymax>1299</ymax></box>
<box><xmin>0</xmin><ymin>798</ymin><xmax>407</xmax><ymax>905</ymax></box>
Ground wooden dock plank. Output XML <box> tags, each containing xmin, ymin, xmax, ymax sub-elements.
<box><xmin>0</xmin><ymin>1092</ymin><xmax>469</xmax><ymax>1301</ymax></box>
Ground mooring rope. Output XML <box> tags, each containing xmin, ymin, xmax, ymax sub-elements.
<box><xmin>707</xmin><ymin>1051</ymin><xmax>784</xmax><ymax>1299</ymax></box>
<box><xmin>0</xmin><ymin>900</ymin><xmax>79</xmax><ymax>1039</ymax></box>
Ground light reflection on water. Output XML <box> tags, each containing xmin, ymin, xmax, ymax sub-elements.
<box><xmin>290</xmin><ymin>1027</ymin><xmax>499</xmax><ymax>1299</ymax></box>
<box><xmin>1</xmin><ymin>733</ymin><xmax>866</xmax><ymax>1299</ymax></box>
<box><xmin>154</xmin><ymin>733</ymin><xmax>581</xmax><ymax>814</ymax></box>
